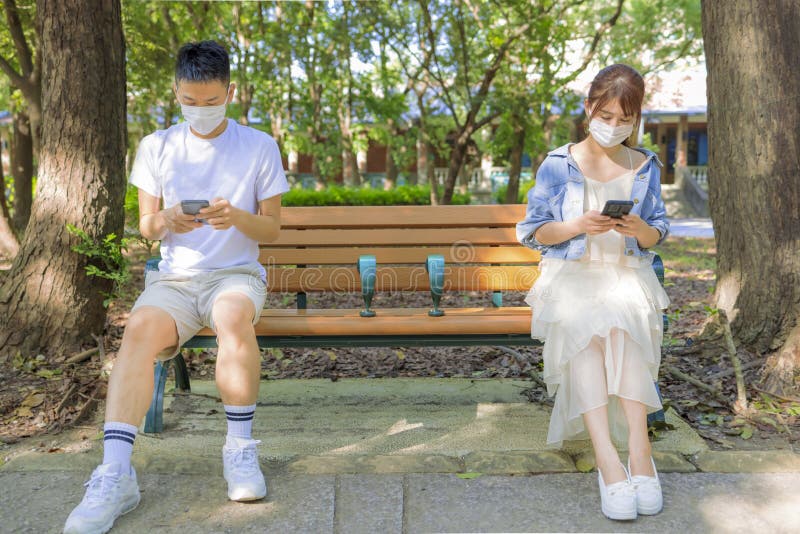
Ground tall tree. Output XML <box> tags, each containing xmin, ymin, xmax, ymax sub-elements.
<box><xmin>702</xmin><ymin>0</ymin><xmax>800</xmax><ymax>396</ymax></box>
<box><xmin>0</xmin><ymin>0</ymin><xmax>39</xmax><ymax>234</ymax></box>
<box><xmin>0</xmin><ymin>0</ymin><xmax>126</xmax><ymax>360</ymax></box>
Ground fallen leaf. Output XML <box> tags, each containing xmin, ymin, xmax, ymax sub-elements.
<box><xmin>21</xmin><ymin>392</ymin><xmax>45</xmax><ymax>408</ymax></box>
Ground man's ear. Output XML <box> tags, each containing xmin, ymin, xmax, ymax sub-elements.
<box><xmin>227</xmin><ymin>82</ymin><xmax>236</xmax><ymax>104</ymax></box>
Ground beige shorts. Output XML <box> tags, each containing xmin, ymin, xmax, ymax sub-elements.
<box><xmin>130</xmin><ymin>262</ymin><xmax>267</xmax><ymax>361</ymax></box>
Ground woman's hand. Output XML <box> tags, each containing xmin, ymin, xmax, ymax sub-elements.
<box><xmin>615</xmin><ymin>213</ymin><xmax>649</xmax><ymax>237</ymax></box>
<box><xmin>616</xmin><ymin>214</ymin><xmax>659</xmax><ymax>247</ymax></box>
<box><xmin>577</xmin><ymin>210</ymin><xmax>618</xmax><ymax>235</ymax></box>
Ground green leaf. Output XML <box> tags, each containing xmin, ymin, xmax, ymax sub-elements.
<box><xmin>456</xmin><ymin>472</ymin><xmax>483</xmax><ymax>479</ymax></box>
<box><xmin>740</xmin><ymin>426</ymin><xmax>753</xmax><ymax>439</ymax></box>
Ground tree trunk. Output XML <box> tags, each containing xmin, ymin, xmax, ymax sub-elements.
<box><xmin>442</xmin><ymin>132</ymin><xmax>471</xmax><ymax>204</ymax></box>
<box><xmin>505</xmin><ymin>119</ymin><xmax>525</xmax><ymax>204</ymax></box>
<box><xmin>337</xmin><ymin>3</ymin><xmax>358</xmax><ymax>187</ymax></box>
<box><xmin>384</xmin><ymin>141</ymin><xmax>398</xmax><ymax>191</ymax></box>
<box><xmin>0</xmin><ymin>139</ymin><xmax>20</xmax><ymax>258</ymax></box>
<box><xmin>10</xmin><ymin>108</ymin><xmax>34</xmax><ymax>234</ymax></box>
<box><xmin>0</xmin><ymin>0</ymin><xmax>126</xmax><ymax>361</ymax></box>
<box><xmin>702</xmin><ymin>0</ymin><xmax>800</xmax><ymax>395</ymax></box>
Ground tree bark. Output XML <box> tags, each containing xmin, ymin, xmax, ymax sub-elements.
<box><xmin>10</xmin><ymin>108</ymin><xmax>34</xmax><ymax>234</ymax></box>
<box><xmin>0</xmin><ymin>0</ymin><xmax>126</xmax><ymax>361</ymax></box>
<box><xmin>702</xmin><ymin>0</ymin><xmax>800</xmax><ymax>395</ymax></box>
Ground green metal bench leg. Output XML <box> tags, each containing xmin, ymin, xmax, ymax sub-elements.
<box><xmin>173</xmin><ymin>352</ymin><xmax>191</xmax><ymax>392</ymax></box>
<box><xmin>649</xmin><ymin>253</ymin><xmax>667</xmax><ymax>425</ymax></box>
<box><xmin>492</xmin><ymin>291</ymin><xmax>503</xmax><ymax>307</ymax></box>
<box><xmin>144</xmin><ymin>359</ymin><xmax>171</xmax><ymax>433</ymax></box>
<box><xmin>426</xmin><ymin>254</ymin><xmax>445</xmax><ymax>317</ymax></box>
<box><xmin>358</xmin><ymin>255</ymin><xmax>377</xmax><ymax>317</ymax></box>
<box><xmin>648</xmin><ymin>382</ymin><xmax>666</xmax><ymax>425</ymax></box>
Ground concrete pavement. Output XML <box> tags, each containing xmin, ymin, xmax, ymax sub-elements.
<box><xmin>2</xmin><ymin>378</ymin><xmax>799</xmax><ymax>533</ymax></box>
<box><xmin>667</xmin><ymin>218</ymin><xmax>715</xmax><ymax>239</ymax></box>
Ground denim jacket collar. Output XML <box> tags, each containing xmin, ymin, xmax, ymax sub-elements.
<box><xmin>547</xmin><ymin>143</ymin><xmax>663</xmax><ymax>181</ymax></box>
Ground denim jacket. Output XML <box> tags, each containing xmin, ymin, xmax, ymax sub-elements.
<box><xmin>516</xmin><ymin>143</ymin><xmax>669</xmax><ymax>261</ymax></box>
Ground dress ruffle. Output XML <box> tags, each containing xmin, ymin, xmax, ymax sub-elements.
<box><xmin>526</xmin><ymin>257</ymin><xmax>670</xmax><ymax>446</ymax></box>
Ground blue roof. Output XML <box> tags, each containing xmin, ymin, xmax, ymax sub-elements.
<box><xmin>643</xmin><ymin>105</ymin><xmax>707</xmax><ymax>116</ymax></box>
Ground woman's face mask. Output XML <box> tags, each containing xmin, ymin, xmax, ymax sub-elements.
<box><xmin>588</xmin><ymin>117</ymin><xmax>633</xmax><ymax>147</ymax></box>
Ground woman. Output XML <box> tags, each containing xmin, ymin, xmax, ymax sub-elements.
<box><xmin>516</xmin><ymin>64</ymin><xmax>670</xmax><ymax>520</ymax></box>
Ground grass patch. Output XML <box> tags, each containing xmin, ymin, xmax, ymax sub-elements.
<box><xmin>655</xmin><ymin>237</ymin><xmax>716</xmax><ymax>272</ymax></box>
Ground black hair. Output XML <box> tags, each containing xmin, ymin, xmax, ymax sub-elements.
<box><xmin>175</xmin><ymin>40</ymin><xmax>230</xmax><ymax>85</ymax></box>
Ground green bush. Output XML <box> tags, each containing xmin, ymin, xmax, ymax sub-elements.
<box><xmin>125</xmin><ymin>183</ymin><xmax>139</xmax><ymax>227</ymax></box>
<box><xmin>122</xmin><ymin>184</ymin><xmax>470</xmax><ymax>234</ymax></box>
<box><xmin>494</xmin><ymin>180</ymin><xmax>535</xmax><ymax>204</ymax></box>
<box><xmin>282</xmin><ymin>184</ymin><xmax>471</xmax><ymax>206</ymax></box>
<box><xmin>66</xmin><ymin>224</ymin><xmax>132</xmax><ymax>308</ymax></box>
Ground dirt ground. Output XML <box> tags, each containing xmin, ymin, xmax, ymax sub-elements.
<box><xmin>1</xmin><ymin>237</ymin><xmax>797</xmax><ymax>454</ymax></box>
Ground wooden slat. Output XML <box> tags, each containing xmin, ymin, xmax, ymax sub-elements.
<box><xmin>258</xmin><ymin>246</ymin><xmax>540</xmax><ymax>265</ymax></box>
<box><xmin>270</xmin><ymin>227</ymin><xmax>519</xmax><ymax>247</ymax></box>
<box><xmin>192</xmin><ymin>307</ymin><xmax>533</xmax><ymax>336</ymax></box>
<box><xmin>266</xmin><ymin>265</ymin><xmax>539</xmax><ymax>292</ymax></box>
<box><xmin>278</xmin><ymin>205</ymin><xmax>527</xmax><ymax>229</ymax></box>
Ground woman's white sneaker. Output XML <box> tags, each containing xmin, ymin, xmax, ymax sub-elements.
<box><xmin>598</xmin><ymin>464</ymin><xmax>637</xmax><ymax>521</ymax></box>
<box><xmin>629</xmin><ymin>456</ymin><xmax>663</xmax><ymax>515</ymax></box>
<box><xmin>223</xmin><ymin>436</ymin><xmax>267</xmax><ymax>501</ymax></box>
<box><xmin>63</xmin><ymin>462</ymin><xmax>140</xmax><ymax>534</ymax></box>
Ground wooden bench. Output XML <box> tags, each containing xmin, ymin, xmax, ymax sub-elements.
<box><xmin>144</xmin><ymin>205</ymin><xmax>667</xmax><ymax>432</ymax></box>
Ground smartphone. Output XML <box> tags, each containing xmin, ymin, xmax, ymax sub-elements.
<box><xmin>180</xmin><ymin>200</ymin><xmax>210</xmax><ymax>223</ymax></box>
<box><xmin>601</xmin><ymin>200</ymin><xmax>634</xmax><ymax>219</ymax></box>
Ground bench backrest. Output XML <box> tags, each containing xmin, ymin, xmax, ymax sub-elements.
<box><xmin>260</xmin><ymin>205</ymin><xmax>540</xmax><ymax>293</ymax></box>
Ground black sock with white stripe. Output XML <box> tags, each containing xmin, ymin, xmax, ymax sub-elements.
<box><xmin>225</xmin><ymin>404</ymin><xmax>256</xmax><ymax>440</ymax></box>
<box><xmin>102</xmin><ymin>422</ymin><xmax>137</xmax><ymax>474</ymax></box>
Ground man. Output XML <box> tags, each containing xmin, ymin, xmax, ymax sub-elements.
<box><xmin>64</xmin><ymin>40</ymin><xmax>289</xmax><ymax>534</ymax></box>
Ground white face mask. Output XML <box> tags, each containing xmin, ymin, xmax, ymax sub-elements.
<box><xmin>180</xmin><ymin>100</ymin><xmax>228</xmax><ymax>135</ymax></box>
<box><xmin>588</xmin><ymin>118</ymin><xmax>633</xmax><ymax>147</ymax></box>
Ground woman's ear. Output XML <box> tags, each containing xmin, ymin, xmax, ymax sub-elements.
<box><xmin>584</xmin><ymin>99</ymin><xmax>592</xmax><ymax>119</ymax></box>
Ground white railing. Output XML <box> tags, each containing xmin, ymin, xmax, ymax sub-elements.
<box><xmin>683</xmin><ymin>165</ymin><xmax>708</xmax><ymax>191</ymax></box>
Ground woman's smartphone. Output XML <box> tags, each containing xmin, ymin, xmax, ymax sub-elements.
<box><xmin>601</xmin><ymin>200</ymin><xmax>634</xmax><ymax>219</ymax></box>
<box><xmin>180</xmin><ymin>200</ymin><xmax>210</xmax><ymax>223</ymax></box>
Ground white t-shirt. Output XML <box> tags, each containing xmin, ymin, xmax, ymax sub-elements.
<box><xmin>129</xmin><ymin>119</ymin><xmax>290</xmax><ymax>279</ymax></box>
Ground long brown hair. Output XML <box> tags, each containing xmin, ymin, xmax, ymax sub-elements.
<box><xmin>586</xmin><ymin>64</ymin><xmax>645</xmax><ymax>147</ymax></box>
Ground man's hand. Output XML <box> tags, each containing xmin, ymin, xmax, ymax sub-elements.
<box><xmin>199</xmin><ymin>197</ymin><xmax>242</xmax><ymax>231</ymax></box>
<box><xmin>577</xmin><ymin>210</ymin><xmax>618</xmax><ymax>236</ymax></box>
<box><xmin>163</xmin><ymin>204</ymin><xmax>203</xmax><ymax>234</ymax></box>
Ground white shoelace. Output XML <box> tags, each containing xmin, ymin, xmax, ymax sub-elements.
<box><xmin>84</xmin><ymin>472</ymin><xmax>121</xmax><ymax>504</ymax></box>
<box><xmin>227</xmin><ymin>445</ymin><xmax>259</xmax><ymax>475</ymax></box>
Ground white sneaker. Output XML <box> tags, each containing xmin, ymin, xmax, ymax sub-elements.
<box><xmin>629</xmin><ymin>456</ymin><xmax>663</xmax><ymax>515</ymax></box>
<box><xmin>63</xmin><ymin>463</ymin><xmax>140</xmax><ymax>534</ymax></box>
<box><xmin>223</xmin><ymin>436</ymin><xmax>267</xmax><ymax>501</ymax></box>
<box><xmin>598</xmin><ymin>464</ymin><xmax>637</xmax><ymax>521</ymax></box>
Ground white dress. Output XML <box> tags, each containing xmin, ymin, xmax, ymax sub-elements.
<box><xmin>525</xmin><ymin>170</ymin><xmax>670</xmax><ymax>447</ymax></box>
